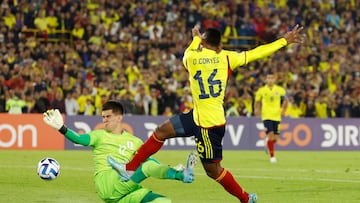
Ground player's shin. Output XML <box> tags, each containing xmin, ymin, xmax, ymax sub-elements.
<box><xmin>131</xmin><ymin>158</ymin><xmax>169</xmax><ymax>183</ymax></box>
<box><xmin>267</xmin><ymin>139</ymin><xmax>275</xmax><ymax>157</ymax></box>
<box><xmin>126</xmin><ymin>132</ymin><xmax>164</xmax><ymax>171</ymax></box>
<box><xmin>131</xmin><ymin>160</ymin><xmax>185</xmax><ymax>184</ymax></box>
<box><xmin>215</xmin><ymin>168</ymin><xmax>250</xmax><ymax>203</ymax></box>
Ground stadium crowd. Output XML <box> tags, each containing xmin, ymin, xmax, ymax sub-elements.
<box><xmin>0</xmin><ymin>0</ymin><xmax>360</xmax><ymax>118</ymax></box>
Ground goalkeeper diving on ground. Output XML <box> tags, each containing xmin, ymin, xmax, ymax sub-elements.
<box><xmin>43</xmin><ymin>100</ymin><xmax>197</xmax><ymax>203</ymax></box>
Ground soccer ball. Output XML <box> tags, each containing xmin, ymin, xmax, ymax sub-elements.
<box><xmin>37</xmin><ymin>157</ymin><xmax>60</xmax><ymax>180</ymax></box>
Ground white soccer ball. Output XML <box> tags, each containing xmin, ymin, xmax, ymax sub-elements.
<box><xmin>37</xmin><ymin>157</ymin><xmax>60</xmax><ymax>180</ymax></box>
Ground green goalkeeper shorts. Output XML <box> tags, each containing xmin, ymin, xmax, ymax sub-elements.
<box><xmin>94</xmin><ymin>169</ymin><xmax>150</xmax><ymax>203</ymax></box>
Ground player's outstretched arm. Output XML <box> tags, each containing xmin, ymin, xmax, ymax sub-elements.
<box><xmin>43</xmin><ymin>109</ymin><xmax>90</xmax><ymax>145</ymax></box>
<box><xmin>183</xmin><ymin>26</ymin><xmax>202</xmax><ymax>68</ymax></box>
<box><xmin>242</xmin><ymin>24</ymin><xmax>305</xmax><ymax>65</ymax></box>
<box><xmin>191</xmin><ymin>26</ymin><xmax>201</xmax><ymax>38</ymax></box>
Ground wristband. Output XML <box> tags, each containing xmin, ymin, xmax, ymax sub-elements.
<box><xmin>59</xmin><ymin>125</ymin><xmax>68</xmax><ymax>135</ymax></box>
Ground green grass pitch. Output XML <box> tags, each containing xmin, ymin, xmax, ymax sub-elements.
<box><xmin>1</xmin><ymin>150</ymin><xmax>359</xmax><ymax>203</ymax></box>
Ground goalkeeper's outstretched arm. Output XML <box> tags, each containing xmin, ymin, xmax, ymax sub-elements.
<box><xmin>43</xmin><ymin>109</ymin><xmax>90</xmax><ymax>146</ymax></box>
<box><xmin>62</xmin><ymin>128</ymin><xmax>90</xmax><ymax>146</ymax></box>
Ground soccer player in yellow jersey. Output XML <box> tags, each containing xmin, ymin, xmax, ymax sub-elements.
<box><xmin>125</xmin><ymin>25</ymin><xmax>304</xmax><ymax>203</ymax></box>
<box><xmin>254</xmin><ymin>72</ymin><xmax>288</xmax><ymax>163</ymax></box>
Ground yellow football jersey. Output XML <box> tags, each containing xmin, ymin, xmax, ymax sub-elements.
<box><xmin>183</xmin><ymin>36</ymin><xmax>287</xmax><ymax>127</ymax></box>
<box><xmin>255</xmin><ymin>85</ymin><xmax>286</xmax><ymax>121</ymax></box>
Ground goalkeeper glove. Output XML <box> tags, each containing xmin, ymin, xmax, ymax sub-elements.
<box><xmin>43</xmin><ymin>109</ymin><xmax>67</xmax><ymax>134</ymax></box>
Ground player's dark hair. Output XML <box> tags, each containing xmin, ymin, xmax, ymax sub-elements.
<box><xmin>204</xmin><ymin>28</ymin><xmax>221</xmax><ymax>47</ymax></box>
<box><xmin>102</xmin><ymin>100</ymin><xmax>124</xmax><ymax>115</ymax></box>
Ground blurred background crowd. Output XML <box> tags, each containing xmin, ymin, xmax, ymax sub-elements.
<box><xmin>0</xmin><ymin>0</ymin><xmax>360</xmax><ymax>118</ymax></box>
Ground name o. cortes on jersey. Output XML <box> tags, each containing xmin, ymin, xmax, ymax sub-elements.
<box><xmin>192</xmin><ymin>57</ymin><xmax>220</xmax><ymax>65</ymax></box>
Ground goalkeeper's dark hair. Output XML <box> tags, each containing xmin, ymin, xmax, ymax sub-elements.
<box><xmin>103</xmin><ymin>100</ymin><xmax>124</xmax><ymax>115</ymax></box>
<box><xmin>204</xmin><ymin>28</ymin><xmax>221</xmax><ymax>47</ymax></box>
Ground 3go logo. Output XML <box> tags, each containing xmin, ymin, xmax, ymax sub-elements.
<box><xmin>255</xmin><ymin>122</ymin><xmax>312</xmax><ymax>147</ymax></box>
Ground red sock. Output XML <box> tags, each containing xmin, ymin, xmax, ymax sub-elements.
<box><xmin>267</xmin><ymin>139</ymin><xmax>275</xmax><ymax>157</ymax></box>
<box><xmin>216</xmin><ymin>168</ymin><xmax>249</xmax><ymax>203</ymax></box>
<box><xmin>126</xmin><ymin>132</ymin><xmax>164</xmax><ymax>171</ymax></box>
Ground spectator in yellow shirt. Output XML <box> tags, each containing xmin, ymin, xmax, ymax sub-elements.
<box><xmin>125</xmin><ymin>60</ymin><xmax>142</xmax><ymax>86</ymax></box>
<box><xmin>77</xmin><ymin>86</ymin><xmax>92</xmax><ymax>115</ymax></box>
<box><xmin>72</xmin><ymin>22</ymin><xmax>85</xmax><ymax>41</ymax></box>
<box><xmin>106</xmin><ymin>35</ymin><xmax>119</xmax><ymax>51</ymax></box>
<box><xmin>315</xmin><ymin>96</ymin><xmax>328</xmax><ymax>118</ymax></box>
<box><xmin>46</xmin><ymin>10</ymin><xmax>59</xmax><ymax>37</ymax></box>
<box><xmin>88</xmin><ymin>28</ymin><xmax>103</xmax><ymax>46</ymax></box>
<box><xmin>3</xmin><ymin>8</ymin><xmax>16</xmax><ymax>29</ymax></box>
<box><xmin>34</xmin><ymin>10</ymin><xmax>49</xmax><ymax>42</ymax></box>
<box><xmin>84</xmin><ymin>98</ymin><xmax>96</xmax><ymax>115</ymax></box>
<box><xmin>285</xmin><ymin>97</ymin><xmax>303</xmax><ymax>118</ymax></box>
<box><xmin>100</xmin><ymin>9</ymin><xmax>119</xmax><ymax>30</ymax></box>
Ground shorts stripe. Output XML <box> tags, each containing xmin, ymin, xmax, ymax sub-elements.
<box><xmin>201</xmin><ymin>128</ymin><xmax>213</xmax><ymax>159</ymax></box>
<box><xmin>201</xmin><ymin>129</ymin><xmax>207</xmax><ymax>158</ymax></box>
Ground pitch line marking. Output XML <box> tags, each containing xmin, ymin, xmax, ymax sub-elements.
<box><xmin>193</xmin><ymin>173</ymin><xmax>360</xmax><ymax>183</ymax></box>
<box><xmin>2</xmin><ymin>165</ymin><xmax>360</xmax><ymax>183</ymax></box>
<box><xmin>234</xmin><ymin>175</ymin><xmax>360</xmax><ymax>183</ymax></box>
<box><xmin>226</xmin><ymin>167</ymin><xmax>360</xmax><ymax>174</ymax></box>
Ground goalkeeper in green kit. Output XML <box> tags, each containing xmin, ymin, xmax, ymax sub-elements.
<box><xmin>43</xmin><ymin>100</ymin><xmax>197</xmax><ymax>203</ymax></box>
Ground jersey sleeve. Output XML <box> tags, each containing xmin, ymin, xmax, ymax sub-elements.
<box><xmin>64</xmin><ymin>128</ymin><xmax>91</xmax><ymax>146</ymax></box>
<box><xmin>182</xmin><ymin>36</ymin><xmax>201</xmax><ymax>69</ymax></box>
<box><xmin>226</xmin><ymin>51</ymin><xmax>246</xmax><ymax>70</ymax></box>
<box><xmin>228</xmin><ymin>38</ymin><xmax>287</xmax><ymax>70</ymax></box>
<box><xmin>246</xmin><ymin>38</ymin><xmax>287</xmax><ymax>63</ymax></box>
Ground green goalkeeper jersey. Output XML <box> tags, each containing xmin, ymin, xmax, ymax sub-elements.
<box><xmin>63</xmin><ymin>128</ymin><xmax>174</xmax><ymax>202</ymax></box>
<box><xmin>88</xmin><ymin>129</ymin><xmax>143</xmax><ymax>175</ymax></box>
